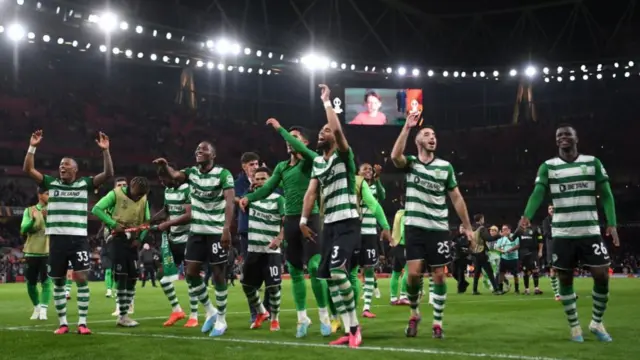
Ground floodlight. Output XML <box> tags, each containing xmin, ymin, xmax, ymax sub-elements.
<box><xmin>7</xmin><ymin>23</ymin><xmax>26</xmax><ymax>42</ymax></box>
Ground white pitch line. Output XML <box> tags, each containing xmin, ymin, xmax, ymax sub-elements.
<box><xmin>1</xmin><ymin>327</ymin><xmax>571</xmax><ymax>360</ymax></box>
<box><xmin>5</xmin><ymin>297</ymin><xmax>552</xmax><ymax>330</ymax></box>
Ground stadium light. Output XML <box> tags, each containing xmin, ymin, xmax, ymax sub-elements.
<box><xmin>227</xmin><ymin>65</ymin><xmax>233</xmax><ymax>71</ymax></box>
<box><xmin>509</xmin><ymin>69</ymin><xmax>517</xmax><ymax>77</ymax></box>
<box><xmin>42</xmin><ymin>34</ymin><xmax>50</xmax><ymax>42</ymax></box>
<box><xmin>125</xmin><ymin>49</ymin><xmax>132</xmax><ymax>57</ymax></box>
<box><xmin>386</xmin><ymin>67</ymin><xmax>392</xmax><ymax>74</ymax></box>
<box><xmin>7</xmin><ymin>23</ymin><xmax>26</xmax><ymax>42</ymax></box>
<box><xmin>215</xmin><ymin>39</ymin><xmax>231</xmax><ymax>54</ymax></box>
<box><xmin>119</xmin><ymin>21</ymin><xmax>129</xmax><ymax>31</ymax></box>
<box><xmin>596</xmin><ymin>73</ymin><xmax>602</xmax><ymax>80</ymax></box>
<box><xmin>583</xmin><ymin>74</ymin><xmax>588</xmax><ymax>80</ymax></box>
<box><xmin>580</xmin><ymin>64</ymin><xmax>587</xmax><ymax>71</ymax></box>
<box><xmin>453</xmin><ymin>71</ymin><xmax>459</xmax><ymax>78</ymax></box>
<box><xmin>412</xmin><ymin>68</ymin><xmax>420</xmax><ymax>77</ymax></box>
<box><xmin>97</xmin><ymin>12</ymin><xmax>118</xmax><ymax>33</ymax></box>
<box><xmin>207</xmin><ymin>62</ymin><xmax>214</xmax><ymax>69</ymax></box>
<box><xmin>569</xmin><ymin>75</ymin><xmax>575</xmax><ymax>81</ymax></box>
<box><xmin>557</xmin><ymin>66</ymin><xmax>563</xmax><ymax>74</ymax></box>
<box><xmin>397</xmin><ymin>67</ymin><xmax>406</xmax><ymax>76</ymax></box>
<box><xmin>443</xmin><ymin>71</ymin><xmax>449</xmax><ymax>77</ymax></box>
<box><xmin>493</xmin><ymin>70</ymin><xmax>499</xmax><ymax>77</ymax></box>
<box><xmin>17</xmin><ymin>0</ymin><xmax>24</xmax><ymax>5</ymax></box>
<box><xmin>258</xmin><ymin>69</ymin><xmax>264</xmax><ymax>74</ymax></box>
<box><xmin>99</xmin><ymin>45</ymin><xmax>107</xmax><ymax>52</ymax></box>
<box><xmin>341</xmin><ymin>63</ymin><xmax>347</xmax><ymax>70</ymax></box>
<box><xmin>557</xmin><ymin>76</ymin><xmax>562</xmax><ymax>82</ymax></box>
<box><xmin>112</xmin><ymin>47</ymin><xmax>120</xmax><ymax>55</ymax></box>
<box><xmin>625</xmin><ymin>72</ymin><xmax>630</xmax><ymax>78</ymax></box>
<box><xmin>525</xmin><ymin>66</ymin><xmax>536</xmax><ymax>77</ymax></box>
<box><xmin>150</xmin><ymin>53</ymin><xmax>157</xmax><ymax>61</ymax></box>
<box><xmin>543</xmin><ymin>67</ymin><xmax>549</xmax><ymax>74</ymax></box>
<box><xmin>256</xmin><ymin>50</ymin><xmax>262</xmax><ymax>57</ymax></box>
<box><xmin>480</xmin><ymin>71</ymin><xmax>486</xmax><ymax>77</ymax></box>
<box><xmin>244</xmin><ymin>47</ymin><xmax>251</xmax><ymax>55</ymax></box>
<box><xmin>27</xmin><ymin>32</ymin><xmax>35</xmax><ymax>40</ymax></box>
<box><xmin>472</xmin><ymin>72</ymin><xmax>477</xmax><ymax>77</ymax></box>
<box><xmin>162</xmin><ymin>56</ymin><xmax>169</xmax><ymax>62</ymax></box>
<box><xmin>72</xmin><ymin>40</ymin><xmax>78</xmax><ymax>47</ymax></box>
<box><xmin>350</xmin><ymin>64</ymin><xmax>355</xmax><ymax>71</ymax></box>
<box><xmin>629</xmin><ymin>61</ymin><xmax>635</xmax><ymax>67</ymax></box>
<box><xmin>217</xmin><ymin>63</ymin><xmax>224</xmax><ymax>70</ymax></box>
<box><xmin>544</xmin><ymin>78</ymin><xmax>550</xmax><ymax>83</ymax></box>
<box><xmin>330</xmin><ymin>61</ymin><xmax>337</xmax><ymax>69</ymax></box>
<box><xmin>152</xmin><ymin>30</ymin><xmax>157</xmax><ymax>37</ymax></box>
<box><xmin>427</xmin><ymin>70</ymin><xmax>434</xmax><ymax>77</ymax></box>
<box><xmin>239</xmin><ymin>66</ymin><xmax>245</xmax><ymax>73</ymax></box>
<box><xmin>196</xmin><ymin>60</ymin><xmax>203</xmax><ymax>67</ymax></box>
<box><xmin>56</xmin><ymin>37</ymin><xmax>64</xmax><ymax>45</ymax></box>
<box><xmin>461</xmin><ymin>71</ymin><xmax>466</xmax><ymax>78</ymax></box>
<box><xmin>137</xmin><ymin>52</ymin><xmax>144</xmax><ymax>59</ymax></box>
<box><xmin>614</xmin><ymin>62</ymin><xmax>619</xmax><ymax>68</ymax></box>
<box><xmin>166</xmin><ymin>32</ymin><xmax>172</xmax><ymax>40</ymax></box>
<box><xmin>268</xmin><ymin>52</ymin><xmax>273</xmax><ymax>58</ymax></box>
<box><xmin>300</xmin><ymin>53</ymin><xmax>330</xmax><ymax>71</ymax></box>
<box><xmin>135</xmin><ymin>25</ymin><xmax>143</xmax><ymax>34</ymax></box>
<box><xmin>247</xmin><ymin>68</ymin><xmax>253</xmax><ymax>73</ymax></box>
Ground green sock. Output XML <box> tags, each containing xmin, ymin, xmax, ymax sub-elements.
<box><xmin>400</xmin><ymin>264</ymin><xmax>409</xmax><ymax>297</ymax></box>
<box><xmin>559</xmin><ymin>283</ymin><xmax>579</xmax><ymax>328</ymax></box>
<box><xmin>327</xmin><ymin>288</ymin><xmax>338</xmax><ymax>317</ymax></box>
<box><xmin>40</xmin><ymin>278</ymin><xmax>52</xmax><ymax>307</ymax></box>
<box><xmin>349</xmin><ymin>266</ymin><xmax>360</xmax><ymax>309</ymax></box>
<box><xmin>213</xmin><ymin>282</ymin><xmax>228</xmax><ymax>316</ymax></box>
<box><xmin>105</xmin><ymin>269</ymin><xmax>113</xmax><ymax>290</ymax></box>
<box><xmin>591</xmin><ymin>283</ymin><xmax>609</xmax><ymax>324</ymax></box>
<box><xmin>64</xmin><ymin>279</ymin><xmax>72</xmax><ymax>293</ymax></box>
<box><xmin>27</xmin><ymin>282</ymin><xmax>39</xmax><ymax>306</ymax></box>
<box><xmin>551</xmin><ymin>275</ymin><xmax>560</xmax><ymax>297</ymax></box>
<box><xmin>432</xmin><ymin>281</ymin><xmax>447</xmax><ymax>326</ymax></box>
<box><xmin>307</xmin><ymin>254</ymin><xmax>328</xmax><ymax>308</ymax></box>
<box><xmin>287</xmin><ymin>262</ymin><xmax>307</xmax><ymax>311</ymax></box>
<box><xmin>390</xmin><ymin>271</ymin><xmax>401</xmax><ymax>300</ymax></box>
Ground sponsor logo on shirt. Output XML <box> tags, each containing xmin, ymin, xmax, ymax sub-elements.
<box><xmin>53</xmin><ymin>190</ymin><xmax>82</xmax><ymax>197</ymax></box>
<box><xmin>559</xmin><ymin>182</ymin><xmax>589</xmax><ymax>192</ymax></box>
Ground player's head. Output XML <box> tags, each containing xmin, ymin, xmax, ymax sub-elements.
<box><xmin>501</xmin><ymin>224</ymin><xmax>512</xmax><ymax>236</ymax></box>
<box><xmin>359</xmin><ymin>163</ymin><xmax>373</xmax><ymax>180</ymax></box>
<box><xmin>415</xmin><ymin>126</ymin><xmax>437</xmax><ymax>153</ymax></box>
<box><xmin>37</xmin><ymin>186</ymin><xmax>49</xmax><ymax>204</ymax></box>
<box><xmin>114</xmin><ymin>177</ymin><xmax>127</xmax><ymax>188</ymax></box>
<box><xmin>157</xmin><ymin>163</ymin><xmax>177</xmax><ymax>188</ymax></box>
<box><xmin>489</xmin><ymin>225</ymin><xmax>499</xmax><ymax>237</ymax></box>
<box><xmin>253</xmin><ymin>166</ymin><xmax>271</xmax><ymax>188</ymax></box>
<box><xmin>547</xmin><ymin>204</ymin><xmax>554</xmax><ymax>216</ymax></box>
<box><xmin>556</xmin><ymin>123</ymin><xmax>578</xmax><ymax>151</ymax></box>
<box><xmin>364</xmin><ymin>90</ymin><xmax>382</xmax><ymax>114</ymax></box>
<box><xmin>288</xmin><ymin>126</ymin><xmax>311</xmax><ymax>154</ymax></box>
<box><xmin>58</xmin><ymin>157</ymin><xmax>78</xmax><ymax>182</ymax></box>
<box><xmin>195</xmin><ymin>141</ymin><xmax>215</xmax><ymax>166</ymax></box>
<box><xmin>473</xmin><ymin>213</ymin><xmax>484</xmax><ymax>225</ymax></box>
<box><xmin>129</xmin><ymin>176</ymin><xmax>150</xmax><ymax>200</ymax></box>
<box><xmin>241</xmin><ymin>152</ymin><xmax>260</xmax><ymax>178</ymax></box>
<box><xmin>317</xmin><ymin>124</ymin><xmax>334</xmax><ymax>152</ymax></box>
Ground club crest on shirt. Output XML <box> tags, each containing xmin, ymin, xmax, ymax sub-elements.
<box><xmin>580</xmin><ymin>164</ymin><xmax>587</xmax><ymax>175</ymax></box>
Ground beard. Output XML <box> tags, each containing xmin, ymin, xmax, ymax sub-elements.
<box><xmin>316</xmin><ymin>141</ymin><xmax>331</xmax><ymax>152</ymax></box>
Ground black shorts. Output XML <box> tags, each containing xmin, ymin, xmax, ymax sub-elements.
<box><xmin>25</xmin><ymin>256</ymin><xmax>48</xmax><ymax>283</ymax></box>
<box><xmin>186</xmin><ymin>234</ymin><xmax>228</xmax><ymax>265</ymax></box>
<box><xmin>241</xmin><ymin>252</ymin><xmax>282</xmax><ymax>289</ymax></box>
<box><xmin>318</xmin><ymin>218</ymin><xmax>360</xmax><ymax>279</ymax></box>
<box><xmin>170</xmin><ymin>242</ymin><xmax>187</xmax><ymax>266</ymax></box>
<box><xmin>101</xmin><ymin>242</ymin><xmax>114</xmax><ymax>270</ymax></box>
<box><xmin>551</xmin><ymin>236</ymin><xmax>610</xmax><ymax>270</ymax></box>
<box><xmin>392</xmin><ymin>245</ymin><xmax>406</xmax><ymax>272</ymax></box>
<box><xmin>520</xmin><ymin>253</ymin><xmax>538</xmax><ymax>272</ymax></box>
<box><xmin>545</xmin><ymin>238</ymin><xmax>553</xmax><ymax>264</ymax></box>
<box><xmin>284</xmin><ymin>214</ymin><xmax>321</xmax><ymax>269</ymax></box>
<box><xmin>404</xmin><ymin>226</ymin><xmax>452</xmax><ymax>267</ymax></box>
<box><xmin>360</xmin><ymin>235</ymin><xmax>380</xmax><ymax>267</ymax></box>
<box><xmin>48</xmin><ymin>235</ymin><xmax>91</xmax><ymax>279</ymax></box>
<box><xmin>499</xmin><ymin>259</ymin><xmax>519</xmax><ymax>274</ymax></box>
<box><xmin>112</xmin><ymin>236</ymin><xmax>139</xmax><ymax>278</ymax></box>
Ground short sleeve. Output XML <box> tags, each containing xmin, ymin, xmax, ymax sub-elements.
<box><xmin>277</xmin><ymin>196</ymin><xmax>286</xmax><ymax>216</ymax></box>
<box><xmin>219</xmin><ymin>168</ymin><xmax>234</xmax><ymax>189</ymax></box>
<box><xmin>83</xmin><ymin>176</ymin><xmax>95</xmax><ymax>192</ymax></box>
<box><xmin>183</xmin><ymin>186</ymin><xmax>191</xmax><ymax>202</ymax></box>
<box><xmin>41</xmin><ymin>174</ymin><xmax>55</xmax><ymax>188</ymax></box>
<box><xmin>594</xmin><ymin>158</ymin><xmax>609</xmax><ymax>183</ymax></box>
<box><xmin>180</xmin><ymin>167</ymin><xmax>192</xmax><ymax>183</ymax></box>
<box><xmin>404</xmin><ymin>155</ymin><xmax>416</xmax><ymax>171</ymax></box>
<box><xmin>445</xmin><ymin>163</ymin><xmax>458</xmax><ymax>191</ymax></box>
<box><xmin>534</xmin><ymin>163</ymin><xmax>549</xmax><ymax>187</ymax></box>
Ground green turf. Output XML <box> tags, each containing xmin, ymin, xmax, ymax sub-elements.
<box><xmin>1</xmin><ymin>277</ymin><xmax>638</xmax><ymax>360</ymax></box>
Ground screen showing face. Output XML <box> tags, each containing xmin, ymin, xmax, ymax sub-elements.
<box><xmin>344</xmin><ymin>88</ymin><xmax>423</xmax><ymax>126</ymax></box>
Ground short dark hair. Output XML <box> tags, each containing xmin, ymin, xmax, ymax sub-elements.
<box><xmin>241</xmin><ymin>152</ymin><xmax>260</xmax><ymax>164</ymax></box>
<box><xmin>114</xmin><ymin>177</ymin><xmax>127</xmax><ymax>184</ymax></box>
<box><xmin>200</xmin><ymin>141</ymin><xmax>216</xmax><ymax>155</ymax></box>
<box><xmin>130</xmin><ymin>176</ymin><xmax>150</xmax><ymax>195</ymax></box>
<box><xmin>473</xmin><ymin>214</ymin><xmax>484</xmax><ymax>222</ymax></box>
<box><xmin>289</xmin><ymin>126</ymin><xmax>311</xmax><ymax>142</ymax></box>
<box><xmin>363</xmin><ymin>90</ymin><xmax>381</xmax><ymax>103</ymax></box>
<box><xmin>157</xmin><ymin>163</ymin><xmax>177</xmax><ymax>176</ymax></box>
<box><xmin>502</xmin><ymin>224</ymin><xmax>511</xmax><ymax>230</ymax></box>
<box><xmin>556</xmin><ymin>123</ymin><xmax>575</xmax><ymax>131</ymax></box>
<box><xmin>254</xmin><ymin>166</ymin><xmax>272</xmax><ymax>176</ymax></box>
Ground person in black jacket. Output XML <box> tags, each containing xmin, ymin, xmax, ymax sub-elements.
<box><xmin>542</xmin><ymin>204</ymin><xmax>560</xmax><ymax>299</ymax></box>
<box><xmin>451</xmin><ymin>225</ymin><xmax>471</xmax><ymax>293</ymax></box>
<box><xmin>470</xmin><ymin>214</ymin><xmax>502</xmax><ymax>295</ymax></box>
<box><xmin>139</xmin><ymin>243</ymin><xmax>158</xmax><ymax>288</ymax></box>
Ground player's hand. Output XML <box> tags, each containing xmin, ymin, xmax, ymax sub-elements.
<box><xmin>380</xmin><ymin>229</ymin><xmax>392</xmax><ymax>243</ymax></box>
<box><xmin>318</xmin><ymin>84</ymin><xmax>331</xmax><ymax>102</ymax></box>
<box><xmin>606</xmin><ymin>226</ymin><xmax>620</xmax><ymax>247</ymax></box>
<box><xmin>95</xmin><ymin>132</ymin><xmax>110</xmax><ymax>150</ymax></box>
<box><xmin>157</xmin><ymin>222</ymin><xmax>170</xmax><ymax>232</ymax></box>
<box><xmin>221</xmin><ymin>227</ymin><xmax>231</xmax><ymax>249</ymax></box>
<box><xmin>40</xmin><ymin>208</ymin><xmax>47</xmax><ymax>219</ymax></box>
<box><xmin>113</xmin><ymin>223</ymin><xmax>126</xmax><ymax>234</ymax></box>
<box><xmin>299</xmin><ymin>224</ymin><xmax>317</xmax><ymax>242</ymax></box>
<box><xmin>268</xmin><ymin>236</ymin><xmax>283</xmax><ymax>250</ymax></box>
<box><xmin>519</xmin><ymin>216</ymin><xmax>531</xmax><ymax>229</ymax></box>
<box><xmin>238</xmin><ymin>197</ymin><xmax>249</xmax><ymax>212</ymax></box>
<box><xmin>405</xmin><ymin>112</ymin><xmax>420</xmax><ymax>128</ymax></box>
<box><xmin>152</xmin><ymin>158</ymin><xmax>168</xmax><ymax>167</ymax></box>
<box><xmin>464</xmin><ymin>229</ymin><xmax>475</xmax><ymax>242</ymax></box>
<box><xmin>266</xmin><ymin>118</ymin><xmax>281</xmax><ymax>130</ymax></box>
<box><xmin>30</xmin><ymin>130</ymin><xmax>43</xmax><ymax>147</ymax></box>
<box><xmin>30</xmin><ymin>207</ymin><xmax>38</xmax><ymax>218</ymax></box>
<box><xmin>373</xmin><ymin>164</ymin><xmax>382</xmax><ymax>179</ymax></box>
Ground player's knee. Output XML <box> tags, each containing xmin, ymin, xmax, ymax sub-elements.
<box><xmin>74</xmin><ymin>272</ymin><xmax>88</xmax><ymax>283</ymax></box>
<box><xmin>287</xmin><ymin>262</ymin><xmax>304</xmax><ymax>279</ymax></box>
<box><xmin>329</xmin><ymin>269</ymin><xmax>347</xmax><ymax>281</ymax></box>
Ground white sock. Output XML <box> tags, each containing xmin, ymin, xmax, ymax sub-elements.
<box><xmin>297</xmin><ymin>310</ymin><xmax>308</xmax><ymax>322</ymax></box>
<box><xmin>217</xmin><ymin>313</ymin><xmax>226</xmax><ymax>324</ymax></box>
<box><xmin>205</xmin><ymin>303</ymin><xmax>218</xmax><ymax>318</ymax></box>
<box><xmin>257</xmin><ymin>303</ymin><xmax>266</xmax><ymax>314</ymax></box>
<box><xmin>318</xmin><ymin>307</ymin><xmax>329</xmax><ymax>320</ymax></box>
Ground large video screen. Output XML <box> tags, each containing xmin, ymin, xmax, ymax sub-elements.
<box><xmin>344</xmin><ymin>88</ymin><xmax>423</xmax><ymax>126</ymax></box>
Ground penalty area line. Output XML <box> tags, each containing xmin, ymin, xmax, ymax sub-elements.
<box><xmin>1</xmin><ymin>327</ymin><xmax>571</xmax><ymax>360</ymax></box>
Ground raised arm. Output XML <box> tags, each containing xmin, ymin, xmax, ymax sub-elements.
<box><xmin>152</xmin><ymin>158</ymin><xmax>187</xmax><ymax>184</ymax></box>
<box><xmin>91</xmin><ymin>190</ymin><xmax>118</xmax><ymax>229</ymax></box>
<box><xmin>266</xmin><ymin>118</ymin><xmax>318</xmax><ymax>161</ymax></box>
<box><xmin>319</xmin><ymin>84</ymin><xmax>349</xmax><ymax>153</ymax></box>
<box><xmin>391</xmin><ymin>113</ymin><xmax>420</xmax><ymax>169</ymax></box>
<box><xmin>360</xmin><ymin>180</ymin><xmax>390</xmax><ymax>230</ymax></box>
<box><xmin>92</xmin><ymin>132</ymin><xmax>114</xmax><ymax>188</ymax></box>
<box><xmin>23</xmin><ymin>130</ymin><xmax>45</xmax><ymax>184</ymax></box>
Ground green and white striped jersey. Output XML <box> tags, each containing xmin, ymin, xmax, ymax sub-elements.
<box><xmin>42</xmin><ymin>175</ymin><xmax>94</xmax><ymax>236</ymax></box>
<box><xmin>360</xmin><ymin>182</ymin><xmax>378</xmax><ymax>235</ymax></box>
<box><xmin>182</xmin><ymin>166</ymin><xmax>234</xmax><ymax>235</ymax></box>
<box><xmin>403</xmin><ymin>156</ymin><xmax>457</xmax><ymax>231</ymax></box>
<box><xmin>164</xmin><ymin>183</ymin><xmax>191</xmax><ymax>244</ymax></box>
<box><xmin>312</xmin><ymin>148</ymin><xmax>359</xmax><ymax>224</ymax></box>
<box><xmin>535</xmin><ymin>154</ymin><xmax>608</xmax><ymax>239</ymax></box>
<box><xmin>248</xmin><ymin>193</ymin><xmax>285</xmax><ymax>254</ymax></box>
